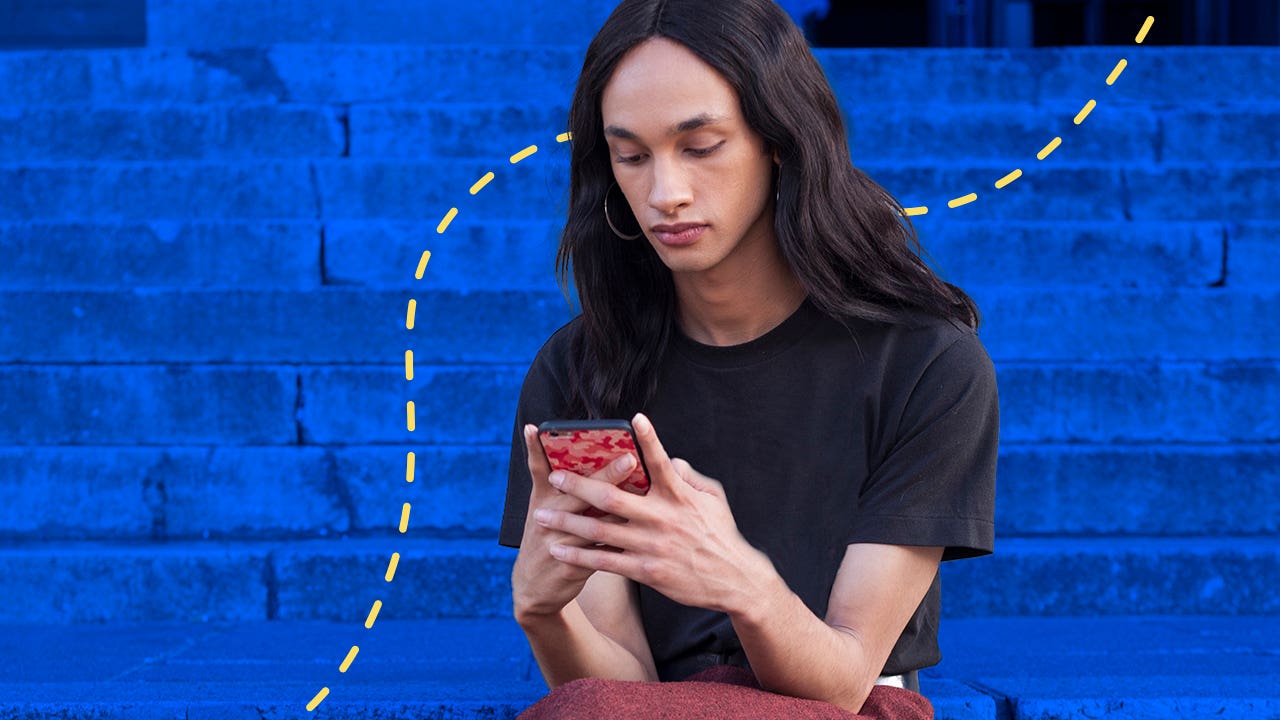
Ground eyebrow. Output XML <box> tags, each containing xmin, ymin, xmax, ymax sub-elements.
<box><xmin>603</xmin><ymin>113</ymin><xmax>726</xmax><ymax>141</ymax></box>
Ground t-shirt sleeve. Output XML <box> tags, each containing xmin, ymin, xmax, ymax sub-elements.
<box><xmin>498</xmin><ymin>339</ymin><xmax>572</xmax><ymax>549</ymax></box>
<box><xmin>848</xmin><ymin>329</ymin><xmax>999</xmax><ymax>561</ymax></box>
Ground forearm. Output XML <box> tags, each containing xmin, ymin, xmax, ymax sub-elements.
<box><xmin>517</xmin><ymin>600</ymin><xmax>657</xmax><ymax>687</ymax></box>
<box><xmin>729</xmin><ymin>566</ymin><xmax>877</xmax><ymax>712</ymax></box>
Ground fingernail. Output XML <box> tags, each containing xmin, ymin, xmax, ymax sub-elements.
<box><xmin>549</xmin><ymin>545</ymin><xmax>567</xmax><ymax>559</ymax></box>
<box><xmin>533</xmin><ymin>509</ymin><xmax>550</xmax><ymax>523</ymax></box>
<box><xmin>633</xmin><ymin>413</ymin><xmax>648</xmax><ymax>432</ymax></box>
<box><xmin>548</xmin><ymin>471</ymin><xmax>565</xmax><ymax>488</ymax></box>
<box><xmin>614</xmin><ymin>454</ymin><xmax>635</xmax><ymax>472</ymax></box>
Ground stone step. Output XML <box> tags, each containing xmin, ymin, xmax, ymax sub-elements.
<box><xmin>1</xmin><ymin>360</ymin><xmax>1278</xmax><ymax>446</ymax></box>
<box><xmin>0</xmin><ymin>46</ymin><xmax>1275</xmax><ymax>107</ymax></box>
<box><xmin>2</xmin><ymin>445</ymin><xmax>1277</xmax><ymax>541</ymax></box>
<box><xmin>147</xmin><ymin>0</ymin><xmax>620</xmax><ymax>48</ymax></box>
<box><xmin>2</xmin><ymin>616</ymin><xmax>1276</xmax><ymax>719</ymax></box>
<box><xmin>3</xmin><ymin>220</ymin><xmax>1258</xmax><ymax>290</ymax></box>
<box><xmin>0</xmin><ymin>160</ymin><xmax>1273</xmax><ymax>222</ymax></box>
<box><xmin>4</xmin><ymin>100</ymin><xmax>1275</xmax><ymax>164</ymax></box>
<box><xmin>0</xmin><ymin>537</ymin><xmax>1274</xmax><ymax>623</ymax></box>
<box><xmin>2</xmin><ymin>288</ymin><xmax>1277</xmax><ymax>363</ymax></box>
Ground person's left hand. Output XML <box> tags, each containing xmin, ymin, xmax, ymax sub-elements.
<box><xmin>532</xmin><ymin>412</ymin><xmax>776</xmax><ymax>614</ymax></box>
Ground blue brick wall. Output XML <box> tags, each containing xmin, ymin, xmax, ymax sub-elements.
<box><xmin>0</xmin><ymin>0</ymin><xmax>1275</xmax><ymax>624</ymax></box>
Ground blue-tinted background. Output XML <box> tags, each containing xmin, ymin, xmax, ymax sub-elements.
<box><xmin>0</xmin><ymin>0</ymin><xmax>1276</xmax><ymax>716</ymax></box>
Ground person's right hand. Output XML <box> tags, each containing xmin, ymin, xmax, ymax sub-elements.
<box><xmin>510</xmin><ymin>423</ymin><xmax>639</xmax><ymax>624</ymax></box>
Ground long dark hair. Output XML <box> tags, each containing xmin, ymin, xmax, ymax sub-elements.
<box><xmin>557</xmin><ymin>0</ymin><xmax>980</xmax><ymax>419</ymax></box>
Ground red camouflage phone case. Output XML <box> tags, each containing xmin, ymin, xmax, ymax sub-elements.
<box><xmin>537</xmin><ymin>420</ymin><xmax>651</xmax><ymax>497</ymax></box>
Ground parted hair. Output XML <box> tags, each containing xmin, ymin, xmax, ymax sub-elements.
<box><xmin>556</xmin><ymin>0</ymin><xmax>980</xmax><ymax>419</ymax></box>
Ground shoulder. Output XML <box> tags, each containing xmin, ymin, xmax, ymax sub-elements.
<box><xmin>879</xmin><ymin>310</ymin><xmax>998</xmax><ymax>414</ymax></box>
<box><xmin>828</xmin><ymin>307</ymin><xmax>995</xmax><ymax>402</ymax></box>
<box><xmin>521</xmin><ymin>313</ymin><xmax>583</xmax><ymax>397</ymax></box>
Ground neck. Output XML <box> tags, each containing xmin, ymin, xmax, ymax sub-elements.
<box><xmin>672</xmin><ymin>234</ymin><xmax>808</xmax><ymax>347</ymax></box>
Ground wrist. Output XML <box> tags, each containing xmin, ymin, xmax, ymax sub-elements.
<box><xmin>514</xmin><ymin>601</ymin><xmax>570</xmax><ymax>631</ymax></box>
<box><xmin>724</xmin><ymin>547</ymin><xmax>790</xmax><ymax>626</ymax></box>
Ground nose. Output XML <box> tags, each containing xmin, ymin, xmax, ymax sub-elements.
<box><xmin>646</xmin><ymin>157</ymin><xmax>693</xmax><ymax>216</ymax></box>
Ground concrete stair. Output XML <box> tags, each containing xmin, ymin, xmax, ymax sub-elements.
<box><xmin>1</xmin><ymin>617</ymin><xmax>1276</xmax><ymax>719</ymax></box>
<box><xmin>0</xmin><ymin>1</ymin><xmax>1277</xmax><ymax>715</ymax></box>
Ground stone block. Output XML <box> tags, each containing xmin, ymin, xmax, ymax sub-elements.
<box><xmin>313</xmin><ymin>158</ymin><xmax>572</xmax><ymax>221</ymax></box>
<box><xmin>148</xmin><ymin>0</ymin><xmax>617</xmax><ymax>47</ymax></box>
<box><xmin>920</xmin><ymin>221</ymin><xmax>1223</xmax><ymax>288</ymax></box>
<box><xmin>1037</xmin><ymin>48</ymin><xmax>1280</xmax><ymax>106</ymax></box>
<box><xmin>321</xmin><ymin>219</ymin><xmax>562</xmax><ymax>289</ymax></box>
<box><xmin>995</xmin><ymin>445</ymin><xmax>1280</xmax><ymax>535</ymax></box>
<box><xmin>0</xmin><ymin>106</ymin><xmax>343</xmax><ymax>162</ymax></box>
<box><xmin>298</xmin><ymin>366</ymin><xmax>525</xmax><ymax>445</ymax></box>
<box><xmin>273</xmin><ymin>538</ymin><xmax>515</xmax><ymax>621</ymax></box>
<box><xmin>0</xmin><ymin>448</ymin><xmax>153</xmax><ymax>539</ymax></box>
<box><xmin>972</xmin><ymin>288</ymin><xmax>1280</xmax><ymax>361</ymax></box>
<box><xmin>819</xmin><ymin>49</ymin><xmax>1040</xmax><ymax>106</ymax></box>
<box><xmin>940</xmin><ymin>536</ymin><xmax>1280</xmax><ymax>616</ymax></box>
<box><xmin>1127</xmin><ymin>166</ymin><xmax>1280</xmax><ymax>222</ymax></box>
<box><xmin>1162</xmin><ymin>108</ymin><xmax>1280</xmax><ymax>164</ymax></box>
<box><xmin>0</xmin><ymin>289</ymin><xmax>569</xmax><ymax>363</ymax></box>
<box><xmin>349</xmin><ymin>103</ymin><xmax>570</xmax><ymax>160</ymax></box>
<box><xmin>0</xmin><ymin>366</ymin><xmax>296</xmax><ymax>445</ymax></box>
<box><xmin>0</xmin><ymin>163</ymin><xmax>315</xmax><ymax>221</ymax></box>
<box><xmin>0</xmin><ymin>542</ymin><xmax>270</xmax><ymax>622</ymax></box>
<box><xmin>863</xmin><ymin>164</ymin><xmax>1129</xmax><ymax>221</ymax></box>
<box><xmin>1228</xmin><ymin>222</ymin><xmax>1280</xmax><ymax>286</ymax></box>
<box><xmin>848</xmin><ymin>103</ymin><xmax>1157</xmax><ymax>164</ymax></box>
<box><xmin>335</xmin><ymin>445</ymin><xmax>508</xmax><ymax>535</ymax></box>
<box><xmin>995</xmin><ymin>361</ymin><xmax>1280</xmax><ymax>442</ymax></box>
<box><xmin>0</xmin><ymin>221</ymin><xmax>321</xmax><ymax>289</ymax></box>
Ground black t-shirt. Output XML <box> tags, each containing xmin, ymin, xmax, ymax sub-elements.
<box><xmin>499</xmin><ymin>295</ymin><xmax>999</xmax><ymax>679</ymax></box>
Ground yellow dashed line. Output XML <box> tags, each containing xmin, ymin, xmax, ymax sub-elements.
<box><xmin>890</xmin><ymin>16</ymin><xmax>1149</xmax><ymax>217</ymax></box>
<box><xmin>470</xmin><ymin>172</ymin><xmax>495</xmax><ymax>195</ymax></box>
<box><xmin>1036</xmin><ymin>136</ymin><xmax>1062</xmax><ymax>160</ymax></box>
<box><xmin>995</xmin><ymin>169</ymin><xmax>1023</xmax><ymax>189</ymax></box>
<box><xmin>405</xmin><ymin>299</ymin><xmax>416</xmax><ymax>330</ymax></box>
<box><xmin>406</xmin><ymin>452</ymin><xmax>415</xmax><ymax>483</ymax></box>
<box><xmin>510</xmin><ymin>145</ymin><xmax>537</xmax><ymax>163</ymax></box>
<box><xmin>306</xmin><ymin>687</ymin><xmax>329</xmax><ymax>712</ymax></box>
<box><xmin>556</xmin><ymin>132</ymin><xmax>572</xmax><ymax>143</ymax></box>
<box><xmin>437</xmin><ymin>207</ymin><xmax>458</xmax><ymax>234</ymax></box>
<box><xmin>1136</xmin><ymin>16</ymin><xmax>1154</xmax><ymax>43</ymax></box>
<box><xmin>339</xmin><ymin>646</ymin><xmax>359</xmax><ymax>673</ymax></box>
<box><xmin>405</xmin><ymin>350</ymin><xmax>414</xmax><ymax>381</ymax></box>
<box><xmin>385</xmin><ymin>553</ymin><xmax>401</xmax><ymax>582</ymax></box>
<box><xmin>415</xmin><ymin>250</ymin><xmax>431</xmax><ymax>279</ymax></box>
<box><xmin>406</xmin><ymin>401</ymin><xmax>416</xmax><ymax>432</ymax></box>
<box><xmin>1074</xmin><ymin>99</ymin><xmax>1096</xmax><ymax>125</ymax></box>
<box><xmin>365</xmin><ymin>600</ymin><xmax>383</xmax><ymax>629</ymax></box>
<box><xmin>1107</xmin><ymin>58</ymin><xmax>1127</xmax><ymax>85</ymax></box>
<box><xmin>399</xmin><ymin>503</ymin><xmax>411</xmax><ymax>533</ymax></box>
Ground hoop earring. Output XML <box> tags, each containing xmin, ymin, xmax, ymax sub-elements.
<box><xmin>604</xmin><ymin>182</ymin><xmax>643</xmax><ymax>240</ymax></box>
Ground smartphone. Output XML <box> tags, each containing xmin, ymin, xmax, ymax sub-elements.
<box><xmin>537</xmin><ymin>419</ymin><xmax>652</xmax><ymax>497</ymax></box>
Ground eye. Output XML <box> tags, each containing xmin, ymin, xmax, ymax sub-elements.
<box><xmin>687</xmin><ymin>141</ymin><xmax>725</xmax><ymax>157</ymax></box>
<box><xmin>615</xmin><ymin>153</ymin><xmax>645</xmax><ymax>165</ymax></box>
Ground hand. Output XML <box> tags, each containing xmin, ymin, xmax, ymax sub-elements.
<box><xmin>532</xmin><ymin>413</ymin><xmax>776</xmax><ymax>615</ymax></box>
<box><xmin>510</xmin><ymin>423</ymin><xmax>637</xmax><ymax>623</ymax></box>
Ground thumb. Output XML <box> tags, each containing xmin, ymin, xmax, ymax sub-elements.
<box><xmin>523</xmin><ymin>424</ymin><xmax>555</xmax><ymax>498</ymax></box>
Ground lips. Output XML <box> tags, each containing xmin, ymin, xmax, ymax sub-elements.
<box><xmin>652</xmin><ymin>223</ymin><xmax>708</xmax><ymax>246</ymax></box>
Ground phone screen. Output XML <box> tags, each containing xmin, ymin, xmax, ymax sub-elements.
<box><xmin>537</xmin><ymin>421</ymin><xmax>651</xmax><ymax>496</ymax></box>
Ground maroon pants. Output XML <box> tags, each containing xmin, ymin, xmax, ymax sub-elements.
<box><xmin>517</xmin><ymin>666</ymin><xmax>933</xmax><ymax>720</ymax></box>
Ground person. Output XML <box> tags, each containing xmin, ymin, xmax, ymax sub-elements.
<box><xmin>497</xmin><ymin>1</ymin><xmax>999</xmax><ymax>717</ymax></box>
